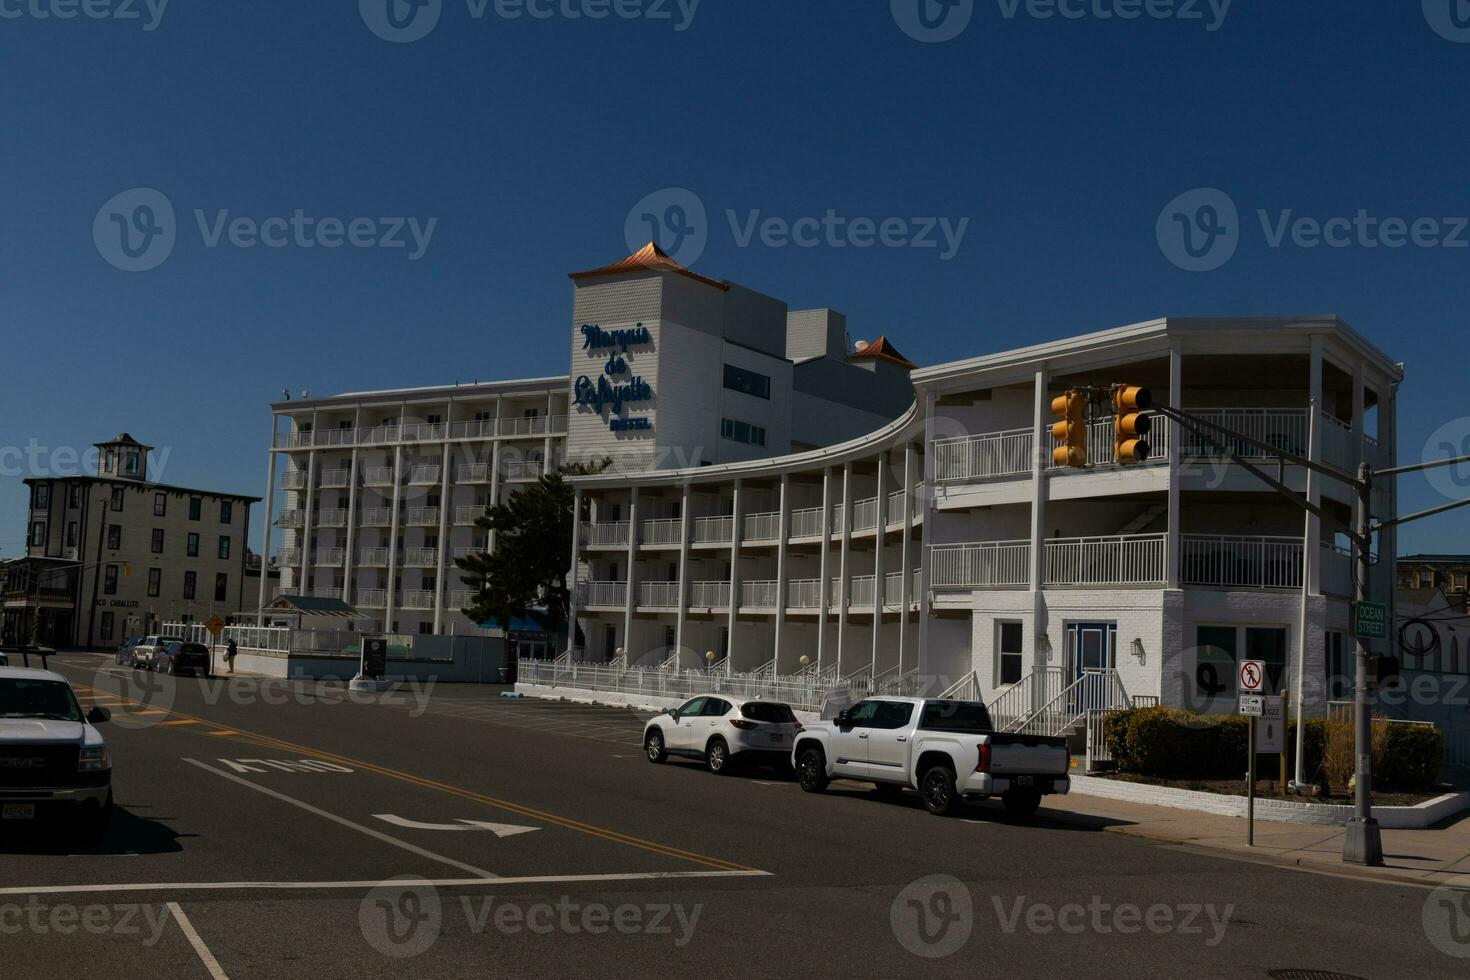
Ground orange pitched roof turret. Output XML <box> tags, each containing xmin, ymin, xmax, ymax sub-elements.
<box><xmin>569</xmin><ymin>242</ymin><xmax>729</xmax><ymax>292</ymax></box>
<box><xmin>849</xmin><ymin>335</ymin><xmax>918</xmax><ymax>370</ymax></box>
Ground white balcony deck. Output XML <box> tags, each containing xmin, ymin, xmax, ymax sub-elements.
<box><xmin>503</xmin><ymin>460</ymin><xmax>544</xmax><ymax>481</ymax></box>
<box><xmin>1044</xmin><ymin>534</ymin><xmax>1167</xmax><ymax>587</ymax></box>
<box><xmin>788</xmin><ymin>506</ymin><xmax>829</xmax><ymax>539</ymax></box>
<box><xmin>355</xmin><ymin>588</ymin><xmax>388</xmax><ymax>606</ymax></box>
<box><xmin>639</xmin><ymin>581</ymin><xmax>682</xmax><ymax>609</ymax></box>
<box><xmin>582</xmin><ymin>522</ymin><xmax>630</xmax><ymax>548</ymax></box>
<box><xmin>403</xmin><ymin>548</ymin><xmax>438</xmax><ymax>567</ymax></box>
<box><xmin>316</xmin><ymin>509</ymin><xmax>348</xmax><ymax>528</ymax></box>
<box><xmin>405</xmin><ymin>506</ymin><xmax>441</xmax><ymax>525</ymax></box>
<box><xmin>692</xmin><ymin>515</ymin><xmax>734</xmax><ymax>545</ymax></box>
<box><xmin>456</xmin><ymin>464</ymin><xmax>491</xmax><ymax>483</ymax></box>
<box><xmin>277</xmin><ymin>547</ymin><xmax>301</xmax><ymax>565</ymax></box>
<box><xmin>360</xmin><ymin>507</ymin><xmax>392</xmax><ymax>526</ymax></box>
<box><xmin>581</xmin><ymin>581</ymin><xmax>627</xmax><ymax>608</ymax></box>
<box><xmin>455</xmin><ymin>505</ymin><xmax>485</xmax><ymax>525</ymax></box>
<box><xmin>640</xmin><ymin>519</ymin><xmax>683</xmax><ymax>547</ymax></box>
<box><xmin>930</xmin><ymin>540</ymin><xmax>1030</xmax><ymax>589</ymax></box>
<box><xmin>319</xmin><ymin>470</ymin><xmax>353</xmax><ymax>488</ymax></box>
<box><xmin>401</xmin><ymin>590</ymin><xmax>437</xmax><ymax>610</ymax></box>
<box><xmin>363</xmin><ymin>467</ymin><xmax>396</xmax><ymax>487</ymax></box>
<box><xmin>1180</xmin><ymin>535</ymin><xmax>1302</xmax><ymax>589</ymax></box>
<box><xmin>313</xmin><ymin>548</ymin><xmax>346</xmax><ymax>564</ymax></box>
<box><xmin>742</xmin><ymin>511</ymin><xmax>781</xmax><ymax>542</ymax></box>
<box><xmin>689</xmin><ymin>581</ymin><xmax>731</xmax><ymax>608</ymax></box>
<box><xmin>275</xmin><ymin>510</ymin><xmax>304</xmax><ymax>528</ymax></box>
<box><xmin>277</xmin><ymin>416</ymin><xmax>571</xmax><ymax>450</ymax></box>
<box><xmin>409</xmin><ymin>465</ymin><xmax>442</xmax><ymax>485</ymax></box>
<box><xmin>358</xmin><ymin>547</ymin><xmax>390</xmax><ymax>565</ymax></box>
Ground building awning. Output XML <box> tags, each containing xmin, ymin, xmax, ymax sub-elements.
<box><xmin>259</xmin><ymin>594</ymin><xmax>360</xmax><ymax>618</ymax></box>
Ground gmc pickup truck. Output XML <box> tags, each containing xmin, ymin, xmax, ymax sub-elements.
<box><xmin>0</xmin><ymin>667</ymin><xmax>113</xmax><ymax>842</ymax></box>
<box><xmin>791</xmin><ymin>696</ymin><xmax>1070</xmax><ymax>817</ymax></box>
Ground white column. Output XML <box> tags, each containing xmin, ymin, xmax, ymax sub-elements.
<box><xmin>623</xmin><ymin>487</ymin><xmax>639</xmax><ymax>659</ymax></box>
<box><xmin>898</xmin><ymin>442</ymin><xmax>915</xmax><ymax>678</ymax></box>
<box><xmin>1029</xmin><ymin>370</ymin><xmax>1049</xmax><ymax>592</ymax></box>
<box><xmin>1307</xmin><ymin>338</ymin><xmax>1324</xmax><ymax>595</ymax></box>
<box><xmin>774</xmin><ymin>474</ymin><xmax>791</xmax><ymax>673</ymax></box>
<box><xmin>488</xmin><ymin>396</ymin><xmax>503</xmax><ymax>555</ymax></box>
<box><xmin>871</xmin><ymin>452</ymin><xmax>888</xmax><ymax>669</ymax></box>
<box><xmin>343</xmin><ymin>443</ymin><xmax>360</xmax><ymax>603</ymax></box>
<box><xmin>299</xmin><ymin>449</ymin><xmax>317</xmax><ymax>594</ymax></box>
<box><xmin>836</xmin><ymin>462</ymin><xmax>853</xmax><ymax>673</ymax></box>
<box><xmin>432</xmin><ymin>433</ymin><xmax>452</xmax><ymax>634</ymax></box>
<box><xmin>567</xmin><ymin>488</ymin><xmax>582</xmax><ymax>656</ymax></box>
<box><xmin>1166</xmin><ymin>341</ymin><xmax>1183</xmax><ymax>590</ymax></box>
<box><xmin>917</xmin><ymin>394</ymin><xmax>937</xmax><ymax>680</ymax></box>
<box><xmin>257</xmin><ymin>419</ymin><xmax>278</xmax><ymax>626</ymax></box>
<box><xmin>543</xmin><ymin>391</ymin><xmax>555</xmax><ymax>475</ymax></box>
<box><xmin>384</xmin><ymin>443</ymin><xmax>403</xmax><ymax>633</ymax></box>
<box><xmin>816</xmin><ymin>468</ymin><xmax>832</xmax><ymax>671</ymax></box>
<box><xmin>674</xmin><ymin>484</ymin><xmax>692</xmax><ymax>664</ymax></box>
<box><xmin>726</xmin><ymin>479</ymin><xmax>743</xmax><ymax>668</ymax></box>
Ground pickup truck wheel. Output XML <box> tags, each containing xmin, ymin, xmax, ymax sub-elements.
<box><xmin>1002</xmin><ymin>789</ymin><xmax>1043</xmax><ymax>819</ymax></box>
<box><xmin>796</xmin><ymin>747</ymin><xmax>828</xmax><ymax>793</ymax></box>
<box><xmin>705</xmin><ymin>737</ymin><xmax>732</xmax><ymax>775</ymax></box>
<box><xmin>644</xmin><ymin>729</ymin><xmax>667</xmax><ymax>763</ymax></box>
<box><xmin>920</xmin><ymin>765</ymin><xmax>959</xmax><ymax>816</ymax></box>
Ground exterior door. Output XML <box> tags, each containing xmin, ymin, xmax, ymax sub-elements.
<box><xmin>1068</xmin><ymin>623</ymin><xmax>1116</xmax><ymax>715</ymax></box>
<box><xmin>830</xmin><ymin>700</ymin><xmax>879</xmax><ymax>777</ymax></box>
<box><xmin>865</xmin><ymin>700</ymin><xmax>916</xmax><ymax>780</ymax></box>
<box><xmin>669</xmin><ymin>697</ymin><xmax>706</xmax><ymax>752</ymax></box>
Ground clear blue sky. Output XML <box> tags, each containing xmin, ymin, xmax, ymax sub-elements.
<box><xmin>3</xmin><ymin>1</ymin><xmax>1468</xmax><ymax>557</ymax></box>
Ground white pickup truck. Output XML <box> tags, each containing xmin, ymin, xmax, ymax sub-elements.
<box><xmin>791</xmin><ymin>696</ymin><xmax>1070</xmax><ymax>817</ymax></box>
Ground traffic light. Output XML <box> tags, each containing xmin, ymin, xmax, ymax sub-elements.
<box><xmin>1112</xmin><ymin>386</ymin><xmax>1153</xmax><ymax>465</ymax></box>
<box><xmin>1050</xmin><ymin>389</ymin><xmax>1088</xmax><ymax>468</ymax></box>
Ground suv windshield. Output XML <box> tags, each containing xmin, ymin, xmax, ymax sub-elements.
<box><xmin>0</xmin><ymin>679</ymin><xmax>83</xmax><ymax>722</ymax></box>
<box><xmin>919</xmin><ymin>700</ymin><xmax>994</xmax><ymax>733</ymax></box>
<box><xmin>741</xmin><ymin>702</ymin><xmax>797</xmax><ymax>724</ymax></box>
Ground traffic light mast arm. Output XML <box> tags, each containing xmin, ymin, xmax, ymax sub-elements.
<box><xmin>1371</xmin><ymin>493</ymin><xmax>1470</xmax><ymax>533</ymax></box>
<box><xmin>1149</xmin><ymin>402</ymin><xmax>1363</xmax><ymax>547</ymax></box>
<box><xmin>1150</xmin><ymin>402</ymin><xmax>1362</xmax><ymax>489</ymax></box>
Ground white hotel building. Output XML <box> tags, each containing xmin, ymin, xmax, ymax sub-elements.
<box><xmin>261</xmin><ymin>244</ymin><xmax>915</xmax><ymax>634</ymax></box>
<box><xmin>564</xmin><ymin>316</ymin><xmax>1401</xmax><ymax>718</ymax></box>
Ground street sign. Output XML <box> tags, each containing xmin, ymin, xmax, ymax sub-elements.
<box><xmin>1239</xmin><ymin>694</ymin><xmax>1265</xmax><ymax>717</ymax></box>
<box><xmin>1239</xmin><ymin>659</ymin><xmax>1266</xmax><ymax>693</ymax></box>
<box><xmin>205</xmin><ymin>615</ymin><xmax>226</xmax><ymax>636</ymax></box>
<box><xmin>1258</xmin><ymin>696</ymin><xmax>1284</xmax><ymax>753</ymax></box>
<box><xmin>1354</xmin><ymin>601</ymin><xmax>1388</xmax><ymax>641</ymax></box>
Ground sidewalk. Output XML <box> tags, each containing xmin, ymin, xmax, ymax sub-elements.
<box><xmin>1049</xmin><ymin>791</ymin><xmax>1470</xmax><ymax>888</ymax></box>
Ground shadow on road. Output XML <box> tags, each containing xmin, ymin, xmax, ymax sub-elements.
<box><xmin>0</xmin><ymin>804</ymin><xmax>195</xmax><ymax>857</ymax></box>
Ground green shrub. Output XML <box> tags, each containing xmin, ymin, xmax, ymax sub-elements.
<box><xmin>1377</xmin><ymin>724</ymin><xmax>1445</xmax><ymax>791</ymax></box>
<box><xmin>1104</xmin><ymin>707</ymin><xmax>1327</xmax><ymax>780</ymax></box>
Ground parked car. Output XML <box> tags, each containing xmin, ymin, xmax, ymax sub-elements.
<box><xmin>130</xmin><ymin>634</ymin><xmax>184</xmax><ymax>670</ymax></box>
<box><xmin>791</xmin><ymin>697</ymin><xmax>1071</xmax><ymax>818</ymax></box>
<box><xmin>154</xmin><ymin>641</ymin><xmax>211</xmax><ymax>678</ymax></box>
<box><xmin>644</xmin><ymin>696</ymin><xmax>802</xmax><ymax>774</ymax></box>
<box><xmin>0</xmin><ymin>666</ymin><xmax>113</xmax><ymax>841</ymax></box>
<box><xmin>0</xmin><ymin>653</ymin><xmax>8</xmax><ymax>667</ymax></box>
<box><xmin>114</xmin><ymin>636</ymin><xmax>142</xmax><ymax>666</ymax></box>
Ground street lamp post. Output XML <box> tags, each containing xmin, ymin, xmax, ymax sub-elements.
<box><xmin>1343</xmin><ymin>462</ymin><xmax>1382</xmax><ymax>865</ymax></box>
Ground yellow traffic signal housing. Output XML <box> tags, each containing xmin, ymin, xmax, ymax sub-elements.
<box><xmin>1050</xmin><ymin>390</ymin><xmax>1088</xmax><ymax>468</ymax></box>
<box><xmin>1113</xmin><ymin>386</ymin><xmax>1153</xmax><ymax>464</ymax></box>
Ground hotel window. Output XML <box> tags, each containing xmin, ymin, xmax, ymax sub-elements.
<box><xmin>28</xmin><ymin>522</ymin><xmax>46</xmax><ymax>547</ymax></box>
<box><xmin>66</xmin><ymin>521</ymin><xmax>78</xmax><ymax>547</ymax></box>
<box><xmin>33</xmin><ymin>484</ymin><xmax>50</xmax><ymax>509</ymax></box>
<box><xmin>111</xmin><ymin>487</ymin><xmax>124</xmax><ymax>512</ymax></box>
<box><xmin>1246</xmin><ymin>627</ymin><xmax>1288</xmax><ymax>693</ymax></box>
<box><xmin>68</xmin><ymin>485</ymin><xmax>81</xmax><ymax>508</ymax></box>
<box><xmin>103</xmin><ymin>565</ymin><xmax>119</xmax><ymax>595</ymax></box>
<box><xmin>720</xmin><ymin>418</ymin><xmax>766</xmax><ymax>447</ymax></box>
<box><xmin>154</xmin><ymin>493</ymin><xmax>167</xmax><ymax>516</ymax></box>
<box><xmin>418</xmin><ymin>622</ymin><xmax>434</xmax><ymax>635</ymax></box>
<box><xmin>125</xmin><ymin>452</ymin><xmax>139</xmax><ymax>476</ymax></box>
<box><xmin>997</xmin><ymin>621</ymin><xmax>1024</xmax><ymax>685</ymax></box>
<box><xmin>183</xmin><ymin>571</ymin><xmax>196</xmax><ymax>600</ymax></box>
<box><xmin>723</xmin><ymin>364</ymin><xmax>771</xmax><ymax>400</ymax></box>
<box><xmin>147</xmin><ymin>568</ymin><xmax>161</xmax><ymax>598</ymax></box>
<box><xmin>214</xmin><ymin>573</ymin><xmax>228</xmax><ymax>602</ymax></box>
<box><xmin>189</xmin><ymin>496</ymin><xmax>202</xmax><ymax>521</ymax></box>
<box><xmin>218</xmin><ymin>536</ymin><xmax>231</xmax><ymax>560</ymax></box>
<box><xmin>151</xmin><ymin>528</ymin><xmax>165</xmax><ymax>554</ymax></box>
<box><xmin>220</xmin><ymin>500</ymin><xmax>233</xmax><ymax>524</ymax></box>
<box><xmin>187</xmin><ymin>533</ymin><xmax>199</xmax><ymax>557</ymax></box>
<box><xmin>1194</xmin><ymin>625</ymin><xmax>1237</xmax><ymax>699</ymax></box>
<box><xmin>107</xmin><ymin>525</ymin><xmax>122</xmax><ymax>550</ymax></box>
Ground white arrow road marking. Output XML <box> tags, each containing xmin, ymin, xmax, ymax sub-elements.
<box><xmin>373</xmin><ymin>814</ymin><xmax>540</xmax><ymax>837</ymax></box>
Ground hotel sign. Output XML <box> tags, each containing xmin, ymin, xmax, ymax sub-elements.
<box><xmin>574</xmin><ymin>322</ymin><xmax>653</xmax><ymax>432</ymax></box>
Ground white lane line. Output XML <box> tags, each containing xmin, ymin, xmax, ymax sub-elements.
<box><xmin>182</xmin><ymin>758</ymin><xmax>497</xmax><ymax>880</ymax></box>
<box><xmin>0</xmin><ymin>870</ymin><xmax>771</xmax><ymax>898</ymax></box>
<box><xmin>166</xmin><ymin>902</ymin><xmax>230</xmax><ymax>980</ymax></box>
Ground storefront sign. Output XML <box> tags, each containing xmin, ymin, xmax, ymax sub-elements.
<box><xmin>574</xmin><ymin>321</ymin><xmax>654</xmax><ymax>432</ymax></box>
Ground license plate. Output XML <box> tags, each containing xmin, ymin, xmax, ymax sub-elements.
<box><xmin>2</xmin><ymin>804</ymin><xmax>36</xmax><ymax>820</ymax></box>
<box><xmin>1013</xmin><ymin>775</ymin><xmax>1034</xmax><ymax>787</ymax></box>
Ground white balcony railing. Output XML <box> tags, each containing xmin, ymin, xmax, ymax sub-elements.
<box><xmin>787</xmin><ymin>578</ymin><xmax>824</xmax><ymax>609</ymax></box>
<box><xmin>934</xmin><ymin>427</ymin><xmax>1032</xmax><ymax>483</ymax></box>
<box><xmin>316</xmin><ymin>509</ymin><xmax>348</xmax><ymax>528</ymax></box>
<box><xmin>320</xmin><ymin>469</ymin><xmax>353</xmax><ymax>488</ymax></box>
<box><xmin>314</xmin><ymin>548</ymin><xmax>346</xmax><ymax>564</ymax></box>
<box><xmin>884</xmin><ymin>569</ymin><xmax>922</xmax><ymax>607</ymax></box>
<box><xmin>693</xmin><ymin>515</ymin><xmax>734</xmax><ymax>545</ymax></box>
<box><xmin>503</xmin><ymin>460</ymin><xmax>544</xmax><ymax>481</ymax></box>
<box><xmin>358</xmin><ymin>547</ymin><xmax>390</xmax><ymax>565</ymax></box>
<box><xmin>789</xmin><ymin>506</ymin><xmax>828</xmax><ymax>538</ymax></box>
<box><xmin>360</xmin><ymin>507</ymin><xmax>392</xmax><ymax>526</ymax></box>
<box><xmin>582</xmin><ymin>581</ymin><xmax>627</xmax><ymax>607</ymax></box>
<box><xmin>690</xmin><ymin>581</ymin><xmax>731</xmax><ymax>608</ymax></box>
<box><xmin>363</xmin><ymin>467</ymin><xmax>396</xmax><ymax>486</ymax></box>
<box><xmin>1180</xmin><ymin>408</ymin><xmax>1309</xmax><ymax>459</ymax></box>
<box><xmin>499</xmin><ymin>414</ymin><xmax>567</xmax><ymax>437</ymax></box>
<box><xmin>582</xmin><ymin>522</ymin><xmax>630</xmax><ymax>548</ymax></box>
<box><xmin>741</xmin><ymin>580</ymin><xmax>779</xmax><ymax>607</ymax></box>
<box><xmin>405</xmin><ymin>506</ymin><xmax>441</xmax><ymax>525</ymax></box>
<box><xmin>356</xmin><ymin>588</ymin><xmax>388</xmax><ymax>606</ymax></box>
<box><xmin>456</xmin><ymin>464</ymin><xmax>491</xmax><ymax>483</ymax></box>
<box><xmin>403</xmin><ymin>547</ymin><xmax>439</xmax><ymax>567</ymax></box>
<box><xmin>275</xmin><ymin>510</ymin><xmax>304</xmax><ymax>528</ymax></box>
<box><xmin>401</xmin><ymin>423</ymin><xmax>446</xmax><ymax>443</ymax></box>
<box><xmin>930</xmin><ymin>540</ymin><xmax>1030</xmax><ymax>589</ymax></box>
<box><xmin>1181</xmin><ymin>535</ymin><xmax>1303</xmax><ymax>589</ymax></box>
<box><xmin>277</xmin><ymin>547</ymin><xmax>301</xmax><ymax>566</ymax></box>
<box><xmin>401</xmin><ymin>590</ymin><xmax>437</xmax><ymax>610</ymax></box>
<box><xmin>847</xmin><ymin>575</ymin><xmax>877</xmax><ymax>607</ymax></box>
<box><xmin>743</xmin><ymin>511</ymin><xmax>781</xmax><ymax>542</ymax></box>
<box><xmin>449</xmin><ymin>419</ymin><xmax>498</xmax><ymax>440</ymax></box>
<box><xmin>409</xmin><ymin>465</ymin><xmax>442</xmax><ymax>485</ymax></box>
<box><xmin>639</xmin><ymin>581</ymin><xmax>682</xmax><ymax>608</ymax></box>
<box><xmin>852</xmin><ymin>497</ymin><xmax>879</xmax><ymax>532</ymax></box>
<box><xmin>641</xmin><ymin>519</ymin><xmax>683</xmax><ymax>546</ymax></box>
<box><xmin>455</xmin><ymin>505</ymin><xmax>485</xmax><ymax>525</ymax></box>
<box><xmin>281</xmin><ymin>473</ymin><xmax>307</xmax><ymax>490</ymax></box>
<box><xmin>452</xmin><ymin>545</ymin><xmax>486</xmax><ymax>560</ymax></box>
<box><xmin>448</xmin><ymin>589</ymin><xmax>476</xmax><ymax>608</ymax></box>
<box><xmin>1045</xmin><ymin>534</ymin><xmax>1166</xmax><ymax>587</ymax></box>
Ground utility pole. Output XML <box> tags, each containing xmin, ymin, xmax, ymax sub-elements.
<box><xmin>1343</xmin><ymin>461</ymin><xmax>1381</xmax><ymax>866</ymax></box>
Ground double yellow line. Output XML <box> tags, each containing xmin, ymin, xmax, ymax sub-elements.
<box><xmin>74</xmin><ymin>683</ymin><xmax>755</xmax><ymax>873</ymax></box>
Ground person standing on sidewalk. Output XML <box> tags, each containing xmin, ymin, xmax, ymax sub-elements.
<box><xmin>226</xmin><ymin>637</ymin><xmax>238</xmax><ymax>674</ymax></box>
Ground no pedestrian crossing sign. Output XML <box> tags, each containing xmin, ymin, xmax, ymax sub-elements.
<box><xmin>1239</xmin><ymin>659</ymin><xmax>1265</xmax><ymax>693</ymax></box>
<box><xmin>1354</xmin><ymin>601</ymin><xmax>1388</xmax><ymax>641</ymax></box>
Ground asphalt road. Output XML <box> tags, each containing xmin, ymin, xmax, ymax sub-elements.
<box><xmin>1</xmin><ymin>652</ymin><xmax>1463</xmax><ymax>979</ymax></box>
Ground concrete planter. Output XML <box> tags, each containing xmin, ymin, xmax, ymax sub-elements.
<box><xmin>1069</xmin><ymin>772</ymin><xmax>1470</xmax><ymax>828</ymax></box>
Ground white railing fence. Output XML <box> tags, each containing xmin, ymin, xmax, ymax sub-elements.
<box><xmin>986</xmin><ymin>666</ymin><xmax>1066</xmax><ymax>731</ymax></box>
<box><xmin>1181</xmin><ymin>535</ymin><xmax>1303</xmax><ymax>589</ymax></box>
<box><xmin>930</xmin><ymin>541</ymin><xmax>1030</xmax><ymax>589</ymax></box>
<box><xmin>934</xmin><ymin>427</ymin><xmax>1033</xmax><ymax>483</ymax></box>
<box><xmin>1044</xmin><ymin>534</ymin><xmax>1165</xmax><ymax>587</ymax></box>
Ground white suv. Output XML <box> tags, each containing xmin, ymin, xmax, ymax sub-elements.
<box><xmin>644</xmin><ymin>696</ymin><xmax>802</xmax><ymax>774</ymax></box>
